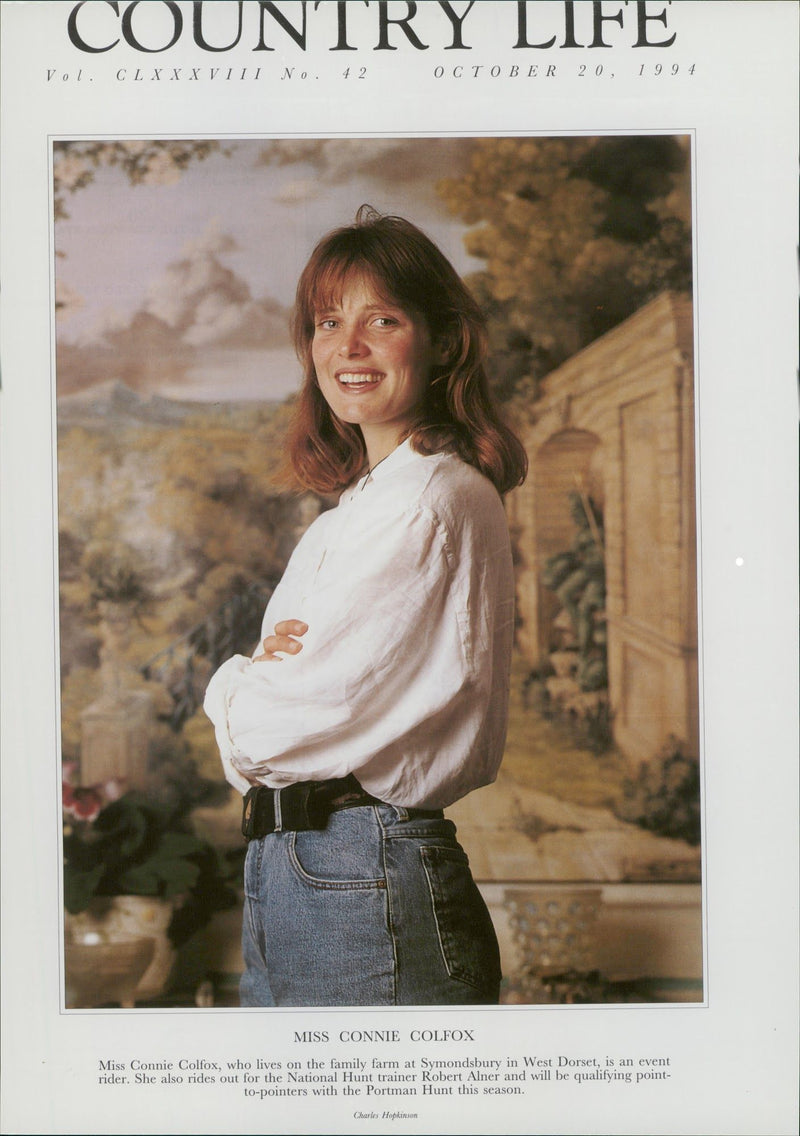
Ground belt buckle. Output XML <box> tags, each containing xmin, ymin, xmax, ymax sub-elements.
<box><xmin>290</xmin><ymin>783</ymin><xmax>328</xmax><ymax>831</ymax></box>
<box><xmin>242</xmin><ymin>787</ymin><xmax>258</xmax><ymax>839</ymax></box>
<box><xmin>242</xmin><ymin>785</ymin><xmax>276</xmax><ymax>839</ymax></box>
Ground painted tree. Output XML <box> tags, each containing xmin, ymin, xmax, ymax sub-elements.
<box><xmin>53</xmin><ymin>140</ymin><xmax>227</xmax><ymax>321</ymax></box>
<box><xmin>437</xmin><ymin>136</ymin><xmax>692</xmax><ymax>400</ymax></box>
<box><xmin>53</xmin><ymin>140</ymin><xmax>225</xmax><ymax>220</ymax></box>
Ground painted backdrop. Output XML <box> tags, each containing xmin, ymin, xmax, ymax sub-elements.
<box><xmin>56</xmin><ymin>136</ymin><xmax>700</xmax><ymax>1004</ymax></box>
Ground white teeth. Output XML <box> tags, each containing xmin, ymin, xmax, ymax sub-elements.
<box><xmin>337</xmin><ymin>373</ymin><xmax>382</xmax><ymax>384</ymax></box>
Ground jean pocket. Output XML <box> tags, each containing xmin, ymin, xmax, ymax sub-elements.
<box><xmin>420</xmin><ymin>845</ymin><xmax>501</xmax><ymax>992</ymax></box>
<box><xmin>288</xmin><ymin>813</ymin><xmax>386</xmax><ymax>890</ymax></box>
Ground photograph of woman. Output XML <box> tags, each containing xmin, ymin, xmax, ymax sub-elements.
<box><xmin>55</xmin><ymin>136</ymin><xmax>702</xmax><ymax>1017</ymax></box>
<box><xmin>203</xmin><ymin>207</ymin><xmax>528</xmax><ymax>1007</ymax></box>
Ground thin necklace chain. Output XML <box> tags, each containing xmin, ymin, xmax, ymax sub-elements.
<box><xmin>360</xmin><ymin>451</ymin><xmax>392</xmax><ymax>491</ymax></box>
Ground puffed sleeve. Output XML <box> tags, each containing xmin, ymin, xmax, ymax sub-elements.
<box><xmin>203</xmin><ymin>501</ymin><xmax>477</xmax><ymax>801</ymax></box>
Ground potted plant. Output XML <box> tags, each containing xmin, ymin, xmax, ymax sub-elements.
<box><xmin>63</xmin><ymin>764</ymin><xmax>238</xmax><ymax>1005</ymax></box>
<box><xmin>541</xmin><ymin>489</ymin><xmax>607</xmax><ymax>693</ymax></box>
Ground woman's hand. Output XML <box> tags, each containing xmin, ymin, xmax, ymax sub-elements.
<box><xmin>253</xmin><ymin>619</ymin><xmax>308</xmax><ymax>662</ymax></box>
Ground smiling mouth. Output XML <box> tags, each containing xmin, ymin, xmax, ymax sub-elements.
<box><xmin>336</xmin><ymin>372</ymin><xmax>384</xmax><ymax>389</ymax></box>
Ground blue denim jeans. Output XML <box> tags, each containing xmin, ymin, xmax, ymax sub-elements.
<box><xmin>240</xmin><ymin>802</ymin><xmax>501</xmax><ymax>1006</ymax></box>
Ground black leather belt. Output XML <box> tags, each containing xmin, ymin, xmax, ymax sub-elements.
<box><xmin>241</xmin><ymin>775</ymin><xmax>380</xmax><ymax>840</ymax></box>
<box><xmin>241</xmin><ymin>775</ymin><xmax>444</xmax><ymax>840</ymax></box>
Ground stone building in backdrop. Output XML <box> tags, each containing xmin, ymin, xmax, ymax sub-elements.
<box><xmin>508</xmin><ymin>292</ymin><xmax>698</xmax><ymax>765</ymax></box>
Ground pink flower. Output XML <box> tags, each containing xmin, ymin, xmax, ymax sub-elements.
<box><xmin>61</xmin><ymin>764</ymin><xmax>128</xmax><ymax>822</ymax></box>
<box><xmin>62</xmin><ymin>783</ymin><xmax>104</xmax><ymax>823</ymax></box>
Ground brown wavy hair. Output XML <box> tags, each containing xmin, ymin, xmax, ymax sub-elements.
<box><xmin>285</xmin><ymin>207</ymin><xmax>528</xmax><ymax>495</ymax></box>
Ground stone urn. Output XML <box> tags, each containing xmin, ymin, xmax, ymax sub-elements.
<box><xmin>65</xmin><ymin>895</ymin><xmax>177</xmax><ymax>1005</ymax></box>
<box><xmin>503</xmin><ymin>887</ymin><xmax>603</xmax><ymax>982</ymax></box>
<box><xmin>65</xmin><ymin>936</ymin><xmax>155</xmax><ymax>1009</ymax></box>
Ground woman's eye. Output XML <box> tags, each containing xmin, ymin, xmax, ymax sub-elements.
<box><xmin>373</xmin><ymin>317</ymin><xmax>398</xmax><ymax>328</ymax></box>
<box><xmin>317</xmin><ymin>319</ymin><xmax>338</xmax><ymax>330</ymax></box>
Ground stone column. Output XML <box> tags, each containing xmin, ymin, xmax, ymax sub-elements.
<box><xmin>80</xmin><ymin>601</ymin><xmax>153</xmax><ymax>788</ymax></box>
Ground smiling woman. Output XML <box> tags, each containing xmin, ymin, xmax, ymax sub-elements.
<box><xmin>287</xmin><ymin>206</ymin><xmax>526</xmax><ymax>494</ymax></box>
<box><xmin>203</xmin><ymin>206</ymin><xmax>527</xmax><ymax>1007</ymax></box>
<box><xmin>311</xmin><ymin>280</ymin><xmax>440</xmax><ymax>468</ymax></box>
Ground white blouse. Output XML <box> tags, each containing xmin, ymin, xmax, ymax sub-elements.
<box><xmin>203</xmin><ymin>439</ymin><xmax>515</xmax><ymax>810</ymax></box>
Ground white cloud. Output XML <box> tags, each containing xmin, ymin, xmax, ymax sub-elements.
<box><xmin>257</xmin><ymin>137</ymin><xmax>471</xmax><ymax>194</ymax></box>
<box><xmin>56</xmin><ymin>221</ymin><xmax>291</xmax><ymax>397</ymax></box>
<box><xmin>273</xmin><ymin>178</ymin><xmax>320</xmax><ymax>204</ymax></box>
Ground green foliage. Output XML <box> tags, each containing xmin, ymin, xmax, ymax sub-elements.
<box><xmin>81</xmin><ymin>540</ymin><xmax>151</xmax><ymax>610</ymax></box>
<box><xmin>437</xmin><ymin>135</ymin><xmax>692</xmax><ymax>398</ymax></box>
<box><xmin>56</xmin><ymin>404</ymin><xmax>307</xmax><ymax>742</ymax></box>
<box><xmin>144</xmin><ymin>727</ymin><xmax>230</xmax><ymax>814</ymax></box>
<box><xmin>63</xmin><ymin>790</ymin><xmax>238</xmax><ymax>946</ymax></box>
<box><xmin>614</xmin><ymin>739</ymin><xmax>701</xmax><ymax>846</ymax></box>
<box><xmin>526</xmin><ymin>672</ymin><xmax>614</xmax><ymax>756</ymax></box>
<box><xmin>529</xmin><ymin>970</ymin><xmax>647</xmax><ymax>1005</ymax></box>
<box><xmin>53</xmin><ymin>140</ymin><xmax>226</xmax><ymax>222</ymax></box>
<box><xmin>542</xmin><ymin>491</ymin><xmax>607</xmax><ymax>691</ymax></box>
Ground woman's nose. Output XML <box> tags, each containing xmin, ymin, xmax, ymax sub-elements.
<box><xmin>338</xmin><ymin>326</ymin><xmax>367</xmax><ymax>356</ymax></box>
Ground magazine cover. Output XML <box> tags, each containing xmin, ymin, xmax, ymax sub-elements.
<box><xmin>1</xmin><ymin>3</ymin><xmax>797</xmax><ymax>1134</ymax></box>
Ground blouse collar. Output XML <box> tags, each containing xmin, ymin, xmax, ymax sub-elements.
<box><xmin>342</xmin><ymin>438</ymin><xmax>423</xmax><ymax>501</ymax></box>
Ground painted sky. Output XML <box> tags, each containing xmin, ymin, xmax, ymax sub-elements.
<box><xmin>54</xmin><ymin>138</ymin><xmax>479</xmax><ymax>402</ymax></box>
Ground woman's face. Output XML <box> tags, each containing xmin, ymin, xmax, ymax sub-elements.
<box><xmin>311</xmin><ymin>276</ymin><xmax>439</xmax><ymax>465</ymax></box>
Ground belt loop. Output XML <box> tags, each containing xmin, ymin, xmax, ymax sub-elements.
<box><xmin>393</xmin><ymin>805</ymin><xmax>409</xmax><ymax>822</ymax></box>
<box><xmin>273</xmin><ymin>787</ymin><xmax>283</xmax><ymax>833</ymax></box>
